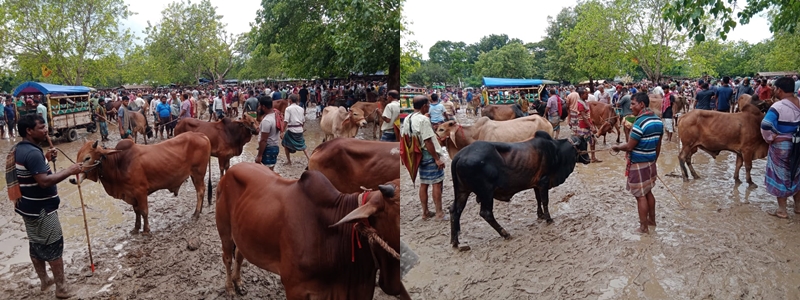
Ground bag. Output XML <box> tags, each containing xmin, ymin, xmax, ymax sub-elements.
<box><xmin>790</xmin><ymin>125</ymin><xmax>800</xmax><ymax>182</ymax></box>
<box><xmin>6</xmin><ymin>144</ymin><xmax>20</xmax><ymax>205</ymax></box>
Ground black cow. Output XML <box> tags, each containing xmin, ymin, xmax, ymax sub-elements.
<box><xmin>449</xmin><ymin>131</ymin><xmax>591</xmax><ymax>248</ymax></box>
<box><xmin>531</xmin><ymin>100</ymin><xmax>547</xmax><ymax>117</ymax></box>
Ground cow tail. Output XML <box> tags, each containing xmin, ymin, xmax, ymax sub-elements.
<box><xmin>207</xmin><ymin>156</ymin><xmax>212</xmax><ymax>206</ymax></box>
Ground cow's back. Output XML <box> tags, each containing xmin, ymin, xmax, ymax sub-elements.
<box><xmin>174</xmin><ymin>118</ymin><xmax>225</xmax><ymax>157</ymax></box>
<box><xmin>320</xmin><ymin>106</ymin><xmax>342</xmax><ymax>136</ymax></box>
<box><xmin>308</xmin><ymin>138</ymin><xmax>399</xmax><ymax>193</ymax></box>
<box><xmin>475</xmin><ymin>115</ymin><xmax>553</xmax><ymax>142</ymax></box>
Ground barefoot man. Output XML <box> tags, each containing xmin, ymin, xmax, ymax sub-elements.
<box><xmin>760</xmin><ymin>77</ymin><xmax>800</xmax><ymax>218</ymax></box>
<box><xmin>612</xmin><ymin>92</ymin><xmax>664</xmax><ymax>233</ymax></box>
<box><xmin>280</xmin><ymin>94</ymin><xmax>310</xmax><ymax>165</ymax></box>
<box><xmin>10</xmin><ymin>114</ymin><xmax>82</xmax><ymax>298</ymax></box>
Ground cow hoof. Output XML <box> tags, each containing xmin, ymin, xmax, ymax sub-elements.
<box><xmin>130</xmin><ymin>229</ymin><xmax>139</xmax><ymax>235</ymax></box>
<box><xmin>191</xmin><ymin>214</ymin><xmax>200</xmax><ymax>221</ymax></box>
<box><xmin>537</xmin><ymin>213</ymin><xmax>545</xmax><ymax>219</ymax></box>
<box><xmin>734</xmin><ymin>177</ymin><xmax>741</xmax><ymax>183</ymax></box>
<box><xmin>545</xmin><ymin>218</ymin><xmax>553</xmax><ymax>224</ymax></box>
<box><xmin>235</xmin><ymin>285</ymin><xmax>248</xmax><ymax>296</ymax></box>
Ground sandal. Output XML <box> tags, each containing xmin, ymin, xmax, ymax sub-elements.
<box><xmin>768</xmin><ymin>210</ymin><xmax>789</xmax><ymax>219</ymax></box>
<box><xmin>421</xmin><ymin>211</ymin><xmax>435</xmax><ymax>220</ymax></box>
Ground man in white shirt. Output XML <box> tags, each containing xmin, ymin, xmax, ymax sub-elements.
<box><xmin>35</xmin><ymin>99</ymin><xmax>48</xmax><ymax>128</ymax></box>
<box><xmin>401</xmin><ymin>95</ymin><xmax>446</xmax><ymax>221</ymax></box>
<box><xmin>652</xmin><ymin>85</ymin><xmax>664</xmax><ymax>97</ymax></box>
<box><xmin>149</xmin><ymin>94</ymin><xmax>160</xmax><ymax>123</ymax></box>
<box><xmin>213</xmin><ymin>91</ymin><xmax>226</xmax><ymax>121</ymax></box>
<box><xmin>255</xmin><ymin>97</ymin><xmax>280</xmax><ymax>170</ymax></box>
<box><xmin>281</xmin><ymin>94</ymin><xmax>310</xmax><ymax>165</ymax></box>
<box><xmin>380</xmin><ymin>90</ymin><xmax>400</xmax><ymax>142</ymax></box>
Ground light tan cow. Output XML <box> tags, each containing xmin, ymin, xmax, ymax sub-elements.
<box><xmin>435</xmin><ymin>115</ymin><xmax>553</xmax><ymax>159</ymax></box>
<box><xmin>320</xmin><ymin>106</ymin><xmax>367</xmax><ymax>142</ymax></box>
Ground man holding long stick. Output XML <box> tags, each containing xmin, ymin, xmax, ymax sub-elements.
<box><xmin>10</xmin><ymin>114</ymin><xmax>82</xmax><ymax>298</ymax></box>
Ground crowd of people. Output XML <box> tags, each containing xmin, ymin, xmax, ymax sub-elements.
<box><xmin>404</xmin><ymin>74</ymin><xmax>800</xmax><ymax>233</ymax></box>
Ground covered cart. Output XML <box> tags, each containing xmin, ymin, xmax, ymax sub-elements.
<box><xmin>482</xmin><ymin>77</ymin><xmax>559</xmax><ymax>105</ymax></box>
<box><xmin>400</xmin><ymin>86</ymin><xmax>426</xmax><ymax>122</ymax></box>
<box><xmin>13</xmin><ymin>81</ymin><xmax>96</xmax><ymax>142</ymax></box>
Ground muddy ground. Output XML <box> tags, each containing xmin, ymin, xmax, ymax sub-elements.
<box><xmin>400</xmin><ymin>109</ymin><xmax>800</xmax><ymax>299</ymax></box>
<box><xmin>0</xmin><ymin>105</ymin><xmax>398</xmax><ymax>299</ymax></box>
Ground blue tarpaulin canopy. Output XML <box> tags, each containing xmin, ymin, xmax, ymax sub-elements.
<box><xmin>13</xmin><ymin>81</ymin><xmax>91</xmax><ymax>97</ymax></box>
<box><xmin>482</xmin><ymin>77</ymin><xmax>559</xmax><ymax>87</ymax></box>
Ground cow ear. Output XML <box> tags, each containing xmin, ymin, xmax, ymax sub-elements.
<box><xmin>340</xmin><ymin>116</ymin><xmax>351</xmax><ymax>128</ymax></box>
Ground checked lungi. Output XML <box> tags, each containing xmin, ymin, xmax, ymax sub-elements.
<box><xmin>418</xmin><ymin>150</ymin><xmax>444</xmax><ymax>185</ymax></box>
<box><xmin>23</xmin><ymin>209</ymin><xmax>64</xmax><ymax>261</ymax></box>
<box><xmin>626</xmin><ymin>161</ymin><xmax>657</xmax><ymax>197</ymax></box>
<box><xmin>281</xmin><ymin>130</ymin><xmax>307</xmax><ymax>153</ymax></box>
<box><xmin>765</xmin><ymin>140</ymin><xmax>800</xmax><ymax>197</ymax></box>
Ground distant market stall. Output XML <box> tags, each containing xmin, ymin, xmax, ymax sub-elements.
<box><xmin>13</xmin><ymin>81</ymin><xmax>96</xmax><ymax>141</ymax></box>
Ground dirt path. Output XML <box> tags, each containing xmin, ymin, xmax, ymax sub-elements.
<box><xmin>0</xmin><ymin>106</ymin><xmax>397</xmax><ymax>299</ymax></box>
<box><xmin>400</xmin><ymin>110</ymin><xmax>800</xmax><ymax>299</ymax></box>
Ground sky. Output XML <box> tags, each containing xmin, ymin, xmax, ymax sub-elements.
<box><xmin>122</xmin><ymin>0</ymin><xmax>262</xmax><ymax>42</ymax></box>
<box><xmin>403</xmin><ymin>0</ymin><xmax>773</xmax><ymax>59</ymax></box>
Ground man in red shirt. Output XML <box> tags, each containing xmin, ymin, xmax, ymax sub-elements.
<box><xmin>570</xmin><ymin>87</ymin><xmax>601</xmax><ymax>162</ymax></box>
<box><xmin>758</xmin><ymin>79</ymin><xmax>773</xmax><ymax>101</ymax></box>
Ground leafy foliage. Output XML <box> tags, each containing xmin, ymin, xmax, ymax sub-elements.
<box><xmin>473</xmin><ymin>43</ymin><xmax>535</xmax><ymax>79</ymax></box>
<box><xmin>0</xmin><ymin>0</ymin><xmax>133</xmax><ymax>85</ymax></box>
<box><xmin>664</xmin><ymin>0</ymin><xmax>800</xmax><ymax>41</ymax></box>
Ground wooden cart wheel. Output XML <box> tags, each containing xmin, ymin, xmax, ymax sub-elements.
<box><xmin>65</xmin><ymin>128</ymin><xmax>78</xmax><ymax>142</ymax></box>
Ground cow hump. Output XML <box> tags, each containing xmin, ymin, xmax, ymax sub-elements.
<box><xmin>115</xmin><ymin>139</ymin><xmax>134</xmax><ymax>150</ymax></box>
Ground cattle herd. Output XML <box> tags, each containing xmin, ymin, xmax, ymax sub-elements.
<box><xmin>6</xmin><ymin>77</ymin><xmax>798</xmax><ymax>299</ymax></box>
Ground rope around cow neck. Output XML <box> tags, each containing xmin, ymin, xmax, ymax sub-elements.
<box><xmin>355</xmin><ymin>223</ymin><xmax>400</xmax><ymax>260</ymax></box>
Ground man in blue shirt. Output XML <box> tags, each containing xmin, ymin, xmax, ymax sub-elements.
<box><xmin>612</xmin><ymin>92</ymin><xmax>663</xmax><ymax>234</ymax></box>
<box><xmin>426</xmin><ymin>93</ymin><xmax>448</xmax><ymax>128</ymax></box>
<box><xmin>715</xmin><ymin>77</ymin><xmax>734</xmax><ymax>112</ymax></box>
<box><xmin>156</xmin><ymin>95</ymin><xmax>173</xmax><ymax>139</ymax></box>
<box><xmin>695</xmin><ymin>83</ymin><xmax>714</xmax><ymax>110</ymax></box>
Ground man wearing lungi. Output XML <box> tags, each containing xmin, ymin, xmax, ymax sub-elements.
<box><xmin>255</xmin><ymin>97</ymin><xmax>280</xmax><ymax>170</ymax></box>
<box><xmin>380</xmin><ymin>90</ymin><xmax>400</xmax><ymax>142</ymax></box>
<box><xmin>760</xmin><ymin>77</ymin><xmax>800</xmax><ymax>219</ymax></box>
<box><xmin>612</xmin><ymin>92</ymin><xmax>664</xmax><ymax>233</ymax></box>
<box><xmin>281</xmin><ymin>94</ymin><xmax>310</xmax><ymax>165</ymax></box>
<box><xmin>401</xmin><ymin>95</ymin><xmax>447</xmax><ymax>221</ymax></box>
<box><xmin>545</xmin><ymin>88</ymin><xmax>563</xmax><ymax>139</ymax></box>
<box><xmin>570</xmin><ymin>88</ymin><xmax>601</xmax><ymax>162</ymax></box>
<box><xmin>12</xmin><ymin>114</ymin><xmax>82</xmax><ymax>298</ymax></box>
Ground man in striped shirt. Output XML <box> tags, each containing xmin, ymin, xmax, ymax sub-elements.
<box><xmin>612</xmin><ymin>92</ymin><xmax>664</xmax><ymax>234</ymax></box>
<box><xmin>14</xmin><ymin>114</ymin><xmax>82</xmax><ymax>298</ymax></box>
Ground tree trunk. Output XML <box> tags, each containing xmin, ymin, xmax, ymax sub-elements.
<box><xmin>388</xmin><ymin>59</ymin><xmax>400</xmax><ymax>91</ymax></box>
<box><xmin>589</xmin><ymin>76</ymin><xmax>594</xmax><ymax>94</ymax></box>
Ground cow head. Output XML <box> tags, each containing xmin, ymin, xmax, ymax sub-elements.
<box><xmin>73</xmin><ymin>140</ymin><xmax>121</xmax><ymax>184</ymax></box>
<box><xmin>435</xmin><ymin>120</ymin><xmax>459</xmax><ymax>145</ymax></box>
<box><xmin>236</xmin><ymin>114</ymin><xmax>258</xmax><ymax>135</ymax></box>
<box><xmin>330</xmin><ymin>181</ymin><xmax>405</xmax><ymax>296</ymax></box>
<box><xmin>568</xmin><ymin>135</ymin><xmax>591</xmax><ymax>164</ymax></box>
<box><xmin>344</xmin><ymin>107</ymin><xmax>368</xmax><ymax>128</ymax></box>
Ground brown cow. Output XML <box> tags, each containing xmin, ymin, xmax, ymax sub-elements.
<box><xmin>677</xmin><ymin>101</ymin><xmax>769</xmax><ymax>184</ymax></box>
<box><xmin>481</xmin><ymin>104</ymin><xmax>526</xmax><ymax>121</ymax></box>
<box><xmin>215</xmin><ymin>165</ymin><xmax>408</xmax><ymax>299</ymax></box>
<box><xmin>73</xmin><ymin>132</ymin><xmax>211</xmax><ymax>233</ymax></box>
<box><xmin>173</xmin><ymin>114</ymin><xmax>258</xmax><ymax>177</ymax></box>
<box><xmin>350</xmin><ymin>101</ymin><xmax>383</xmax><ymax>138</ymax></box>
<box><xmin>588</xmin><ymin>101</ymin><xmax>621</xmax><ymax>144</ymax></box>
<box><xmin>273</xmin><ymin>99</ymin><xmax>289</xmax><ymax>118</ymax></box>
<box><xmin>320</xmin><ymin>106</ymin><xmax>367</xmax><ymax>141</ymax></box>
<box><xmin>466</xmin><ymin>95</ymin><xmax>481</xmax><ymax>117</ymax></box>
<box><xmin>127</xmin><ymin>111</ymin><xmax>153</xmax><ymax>145</ymax></box>
<box><xmin>307</xmin><ymin>138</ymin><xmax>399</xmax><ymax>193</ymax></box>
<box><xmin>435</xmin><ymin>115</ymin><xmax>553</xmax><ymax>159</ymax></box>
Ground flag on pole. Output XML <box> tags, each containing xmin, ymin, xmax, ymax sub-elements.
<box><xmin>41</xmin><ymin>65</ymin><xmax>52</xmax><ymax>78</ymax></box>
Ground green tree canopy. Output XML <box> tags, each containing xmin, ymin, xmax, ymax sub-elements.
<box><xmin>665</xmin><ymin>0</ymin><xmax>798</xmax><ymax>41</ymax></box>
<box><xmin>472</xmin><ymin>43</ymin><xmax>535</xmax><ymax>79</ymax></box>
<box><xmin>253</xmin><ymin>0</ymin><xmax>401</xmax><ymax>89</ymax></box>
<box><xmin>0</xmin><ymin>0</ymin><xmax>133</xmax><ymax>85</ymax></box>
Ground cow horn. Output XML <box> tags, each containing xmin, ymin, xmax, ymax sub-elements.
<box><xmin>378</xmin><ymin>184</ymin><xmax>395</xmax><ymax>199</ymax></box>
<box><xmin>330</xmin><ymin>199</ymin><xmax>380</xmax><ymax>228</ymax></box>
<box><xmin>92</xmin><ymin>140</ymin><xmax>99</xmax><ymax>149</ymax></box>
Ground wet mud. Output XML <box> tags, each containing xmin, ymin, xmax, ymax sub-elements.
<box><xmin>0</xmin><ymin>105</ymin><xmax>397</xmax><ymax>299</ymax></box>
<box><xmin>400</xmin><ymin>109</ymin><xmax>800</xmax><ymax>299</ymax></box>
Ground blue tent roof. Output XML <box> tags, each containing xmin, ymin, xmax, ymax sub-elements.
<box><xmin>13</xmin><ymin>81</ymin><xmax>91</xmax><ymax>97</ymax></box>
<box><xmin>482</xmin><ymin>77</ymin><xmax>559</xmax><ymax>87</ymax></box>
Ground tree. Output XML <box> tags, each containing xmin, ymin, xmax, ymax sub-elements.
<box><xmin>664</xmin><ymin>0</ymin><xmax>799</xmax><ymax>41</ymax></box>
<box><xmin>253</xmin><ymin>0</ymin><xmax>401</xmax><ymax>90</ymax></box>
<box><xmin>616</xmin><ymin>0</ymin><xmax>686</xmax><ymax>82</ymax></box>
<box><xmin>561</xmin><ymin>0</ymin><xmax>626</xmax><ymax>87</ymax></box>
<box><xmin>144</xmin><ymin>0</ymin><xmax>239</xmax><ymax>85</ymax></box>
<box><xmin>0</xmin><ymin>0</ymin><xmax>133</xmax><ymax>85</ymax></box>
<box><xmin>401</xmin><ymin>40</ymin><xmax>422</xmax><ymax>86</ymax></box>
<box><xmin>472</xmin><ymin>43</ymin><xmax>535</xmax><ymax>79</ymax></box>
<box><xmin>408</xmin><ymin>62</ymin><xmax>449</xmax><ymax>87</ymax></box>
<box><xmin>541</xmin><ymin>7</ymin><xmax>579</xmax><ymax>81</ymax></box>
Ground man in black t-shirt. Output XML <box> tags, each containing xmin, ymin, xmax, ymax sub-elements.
<box><xmin>299</xmin><ymin>84</ymin><xmax>309</xmax><ymax>110</ymax></box>
<box><xmin>13</xmin><ymin>114</ymin><xmax>82</xmax><ymax>298</ymax></box>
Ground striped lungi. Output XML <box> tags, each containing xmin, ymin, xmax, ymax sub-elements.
<box><xmin>765</xmin><ymin>140</ymin><xmax>800</xmax><ymax>197</ymax></box>
<box><xmin>626</xmin><ymin>161</ymin><xmax>657</xmax><ymax>197</ymax></box>
<box><xmin>23</xmin><ymin>210</ymin><xmax>64</xmax><ymax>261</ymax></box>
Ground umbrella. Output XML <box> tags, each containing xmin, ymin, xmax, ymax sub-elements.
<box><xmin>400</xmin><ymin>129</ymin><xmax>422</xmax><ymax>183</ymax></box>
